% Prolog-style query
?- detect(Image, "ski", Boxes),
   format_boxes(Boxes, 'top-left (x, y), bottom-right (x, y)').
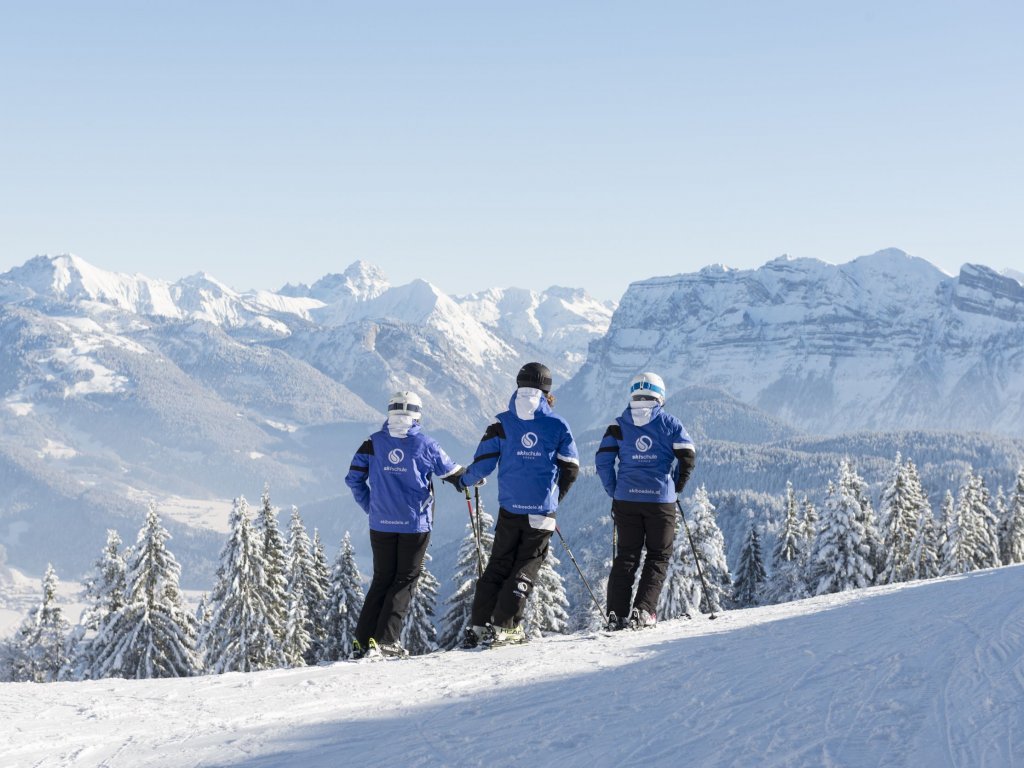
top-left (483, 637), bottom-right (529, 650)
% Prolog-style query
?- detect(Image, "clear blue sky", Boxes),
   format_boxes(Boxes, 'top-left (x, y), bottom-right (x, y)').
top-left (1, 1), bottom-right (1021, 301)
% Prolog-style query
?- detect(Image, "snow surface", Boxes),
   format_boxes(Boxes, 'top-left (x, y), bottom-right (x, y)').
top-left (4, 400), bottom-right (34, 417)
top-left (150, 496), bottom-right (237, 534)
top-left (0, 567), bottom-right (87, 642)
top-left (3, 566), bottom-right (1022, 768)
top-left (36, 439), bottom-right (77, 460)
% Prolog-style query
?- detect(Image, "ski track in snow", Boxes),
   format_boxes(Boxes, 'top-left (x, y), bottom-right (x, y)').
top-left (2, 567), bottom-right (1023, 768)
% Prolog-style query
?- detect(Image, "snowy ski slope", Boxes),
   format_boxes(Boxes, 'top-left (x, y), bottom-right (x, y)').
top-left (3, 566), bottom-right (1022, 767)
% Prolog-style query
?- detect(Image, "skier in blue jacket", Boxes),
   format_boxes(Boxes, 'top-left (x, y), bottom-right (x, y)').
top-left (458, 362), bottom-right (579, 647)
top-left (345, 390), bottom-right (464, 658)
top-left (595, 372), bottom-right (696, 630)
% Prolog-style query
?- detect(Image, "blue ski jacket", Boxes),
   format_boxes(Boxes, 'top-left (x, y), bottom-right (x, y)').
top-left (460, 391), bottom-right (579, 518)
top-left (345, 422), bottom-right (461, 533)
top-left (595, 404), bottom-right (696, 503)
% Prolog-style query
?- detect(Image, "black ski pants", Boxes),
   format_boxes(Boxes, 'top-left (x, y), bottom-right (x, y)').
top-left (355, 529), bottom-right (430, 646)
top-left (606, 500), bottom-right (677, 619)
top-left (471, 509), bottom-right (552, 629)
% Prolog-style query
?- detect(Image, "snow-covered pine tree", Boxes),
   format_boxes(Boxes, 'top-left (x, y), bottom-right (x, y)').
top-left (660, 485), bottom-right (730, 618)
top-left (565, 508), bottom-right (614, 632)
top-left (400, 553), bottom-right (440, 656)
top-left (941, 484), bottom-right (974, 575)
top-left (691, 484), bottom-right (732, 613)
top-left (765, 481), bottom-right (807, 604)
top-left (848, 460), bottom-right (884, 583)
top-left (65, 529), bottom-right (128, 680)
top-left (805, 481), bottom-right (835, 588)
top-left (281, 507), bottom-right (316, 667)
top-left (308, 529), bottom-right (331, 662)
top-left (438, 506), bottom-right (495, 649)
top-left (994, 486), bottom-right (1011, 565)
top-left (1005, 468), bottom-right (1024, 565)
top-left (908, 501), bottom-right (941, 581)
top-left (801, 496), bottom-right (819, 547)
top-left (934, 488), bottom-right (951, 552)
top-left (0, 638), bottom-right (12, 682)
top-left (957, 470), bottom-right (1000, 570)
top-left (732, 513), bottom-right (767, 608)
top-left (80, 529), bottom-right (128, 630)
top-left (7, 564), bottom-right (71, 683)
top-left (203, 496), bottom-right (283, 673)
top-left (256, 485), bottom-right (288, 654)
top-left (89, 503), bottom-right (199, 679)
top-left (809, 461), bottom-right (875, 595)
top-left (322, 532), bottom-right (364, 661)
top-left (194, 593), bottom-right (210, 658)
top-left (879, 455), bottom-right (931, 584)
top-left (522, 544), bottom-right (570, 638)
top-left (657, 504), bottom-right (698, 621)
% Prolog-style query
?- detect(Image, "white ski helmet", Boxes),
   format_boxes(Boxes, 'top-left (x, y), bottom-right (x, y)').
top-left (629, 372), bottom-right (666, 404)
top-left (388, 390), bottom-right (423, 419)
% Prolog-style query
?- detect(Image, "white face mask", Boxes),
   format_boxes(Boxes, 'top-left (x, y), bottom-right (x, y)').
top-left (629, 399), bottom-right (656, 427)
top-left (387, 413), bottom-right (418, 437)
top-left (514, 387), bottom-right (544, 420)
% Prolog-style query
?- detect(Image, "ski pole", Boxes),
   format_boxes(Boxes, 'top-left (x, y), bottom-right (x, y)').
top-left (464, 488), bottom-right (484, 578)
top-left (611, 504), bottom-right (617, 563)
top-left (676, 499), bottom-right (717, 620)
top-left (473, 486), bottom-right (486, 573)
top-left (555, 525), bottom-right (605, 619)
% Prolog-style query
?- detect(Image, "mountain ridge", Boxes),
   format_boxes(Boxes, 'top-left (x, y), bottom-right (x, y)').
top-left (2, 248), bottom-right (1022, 584)
top-left (561, 248), bottom-right (1024, 437)
top-left (0, 253), bottom-right (614, 578)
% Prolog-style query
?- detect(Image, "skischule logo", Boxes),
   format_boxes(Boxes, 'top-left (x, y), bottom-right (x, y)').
top-left (635, 436), bottom-right (653, 452)
top-left (388, 448), bottom-right (404, 464)
top-left (516, 431), bottom-right (542, 459)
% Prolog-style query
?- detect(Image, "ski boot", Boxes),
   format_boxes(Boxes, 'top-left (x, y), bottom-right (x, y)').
top-left (605, 611), bottom-right (628, 631)
top-left (461, 625), bottom-right (489, 649)
top-left (376, 641), bottom-right (409, 659)
top-left (486, 623), bottom-right (527, 648)
top-left (363, 638), bottom-right (382, 659)
top-left (628, 607), bottom-right (657, 630)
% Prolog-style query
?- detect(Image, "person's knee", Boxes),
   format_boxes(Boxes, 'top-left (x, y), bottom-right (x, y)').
top-left (391, 574), bottom-right (418, 590)
top-left (612, 548), bottom-right (643, 571)
top-left (511, 574), bottom-right (533, 602)
top-left (648, 548), bottom-right (672, 564)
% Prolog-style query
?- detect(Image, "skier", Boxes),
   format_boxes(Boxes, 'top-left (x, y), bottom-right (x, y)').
top-left (595, 372), bottom-right (696, 630)
top-left (345, 390), bottom-right (465, 658)
top-left (457, 362), bottom-right (579, 648)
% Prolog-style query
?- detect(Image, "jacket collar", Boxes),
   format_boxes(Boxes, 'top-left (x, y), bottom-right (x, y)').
top-left (508, 388), bottom-right (553, 420)
top-left (621, 401), bottom-right (661, 426)
top-left (382, 419), bottom-right (421, 438)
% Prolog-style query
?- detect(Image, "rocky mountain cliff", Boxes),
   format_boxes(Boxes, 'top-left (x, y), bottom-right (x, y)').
top-left (561, 249), bottom-right (1024, 436)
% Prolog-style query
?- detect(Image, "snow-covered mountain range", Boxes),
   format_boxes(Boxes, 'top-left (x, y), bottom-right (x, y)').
top-left (1, 255), bottom-right (613, 439)
top-left (0, 254), bottom-right (614, 577)
top-left (1, 248), bottom-right (1023, 584)
top-left (562, 248), bottom-right (1024, 436)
